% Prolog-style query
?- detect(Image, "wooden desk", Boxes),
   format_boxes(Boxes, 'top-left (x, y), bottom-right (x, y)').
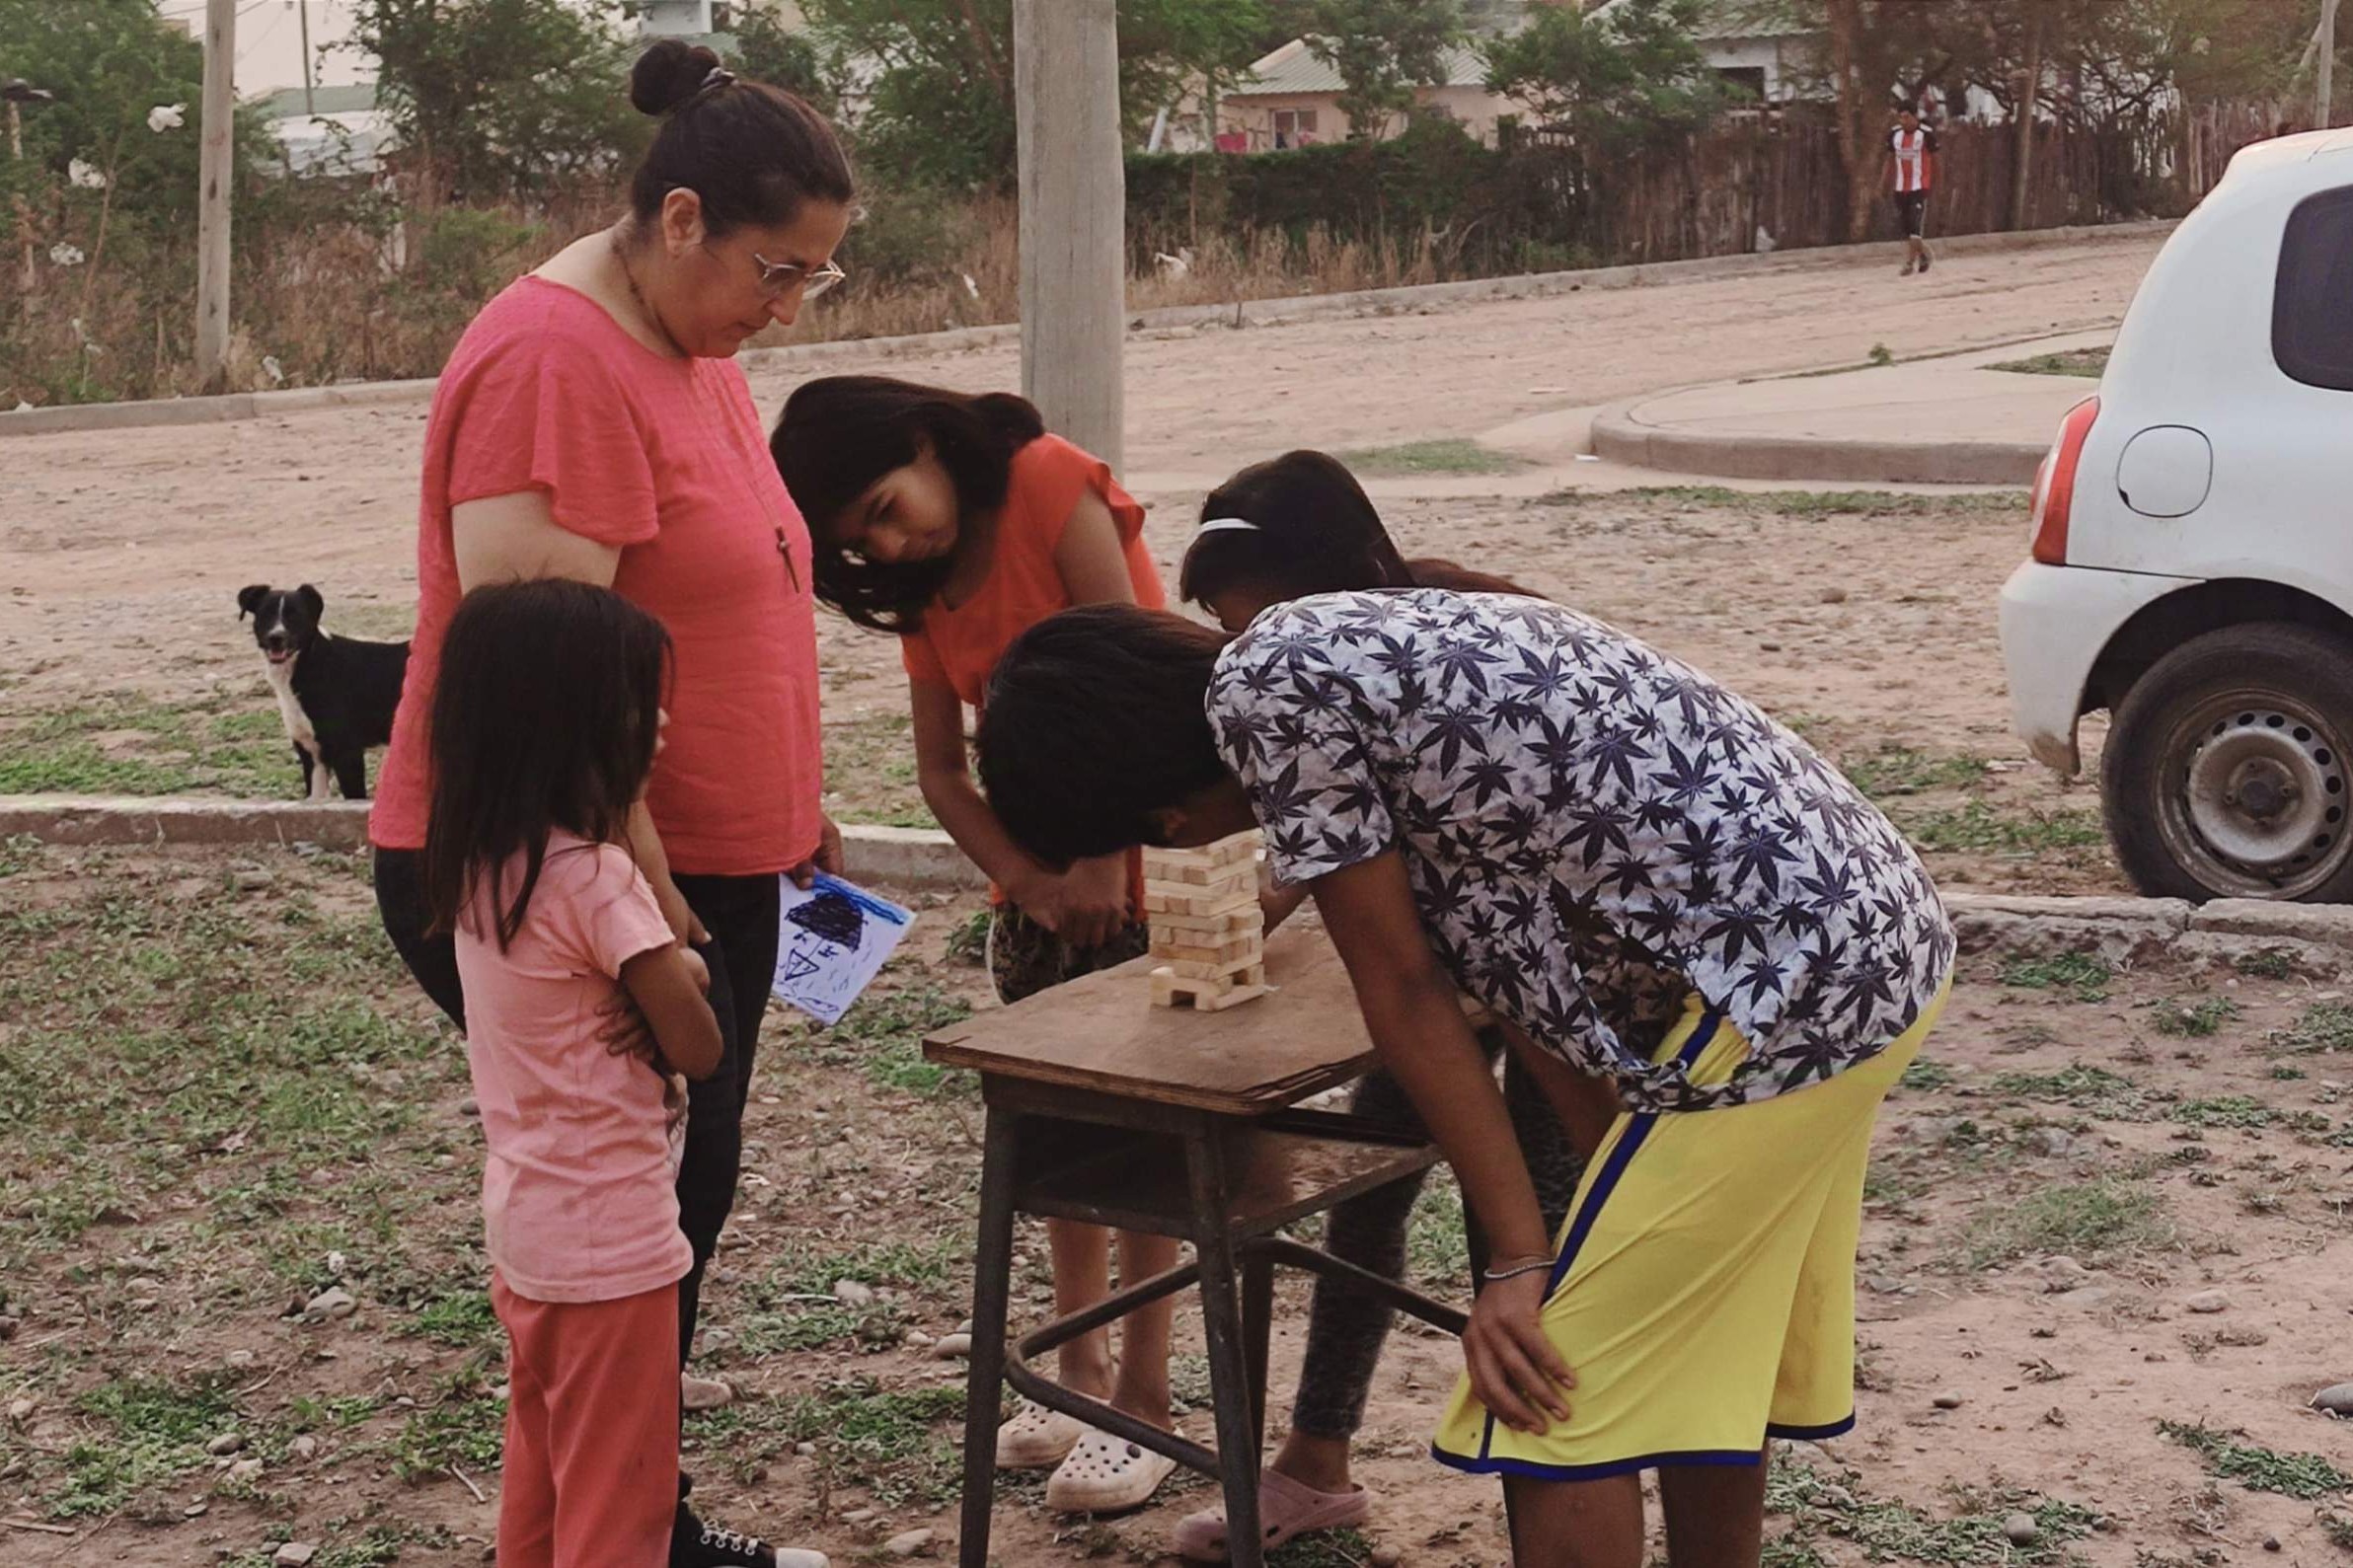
top-left (925, 922), bottom-right (1465, 1568)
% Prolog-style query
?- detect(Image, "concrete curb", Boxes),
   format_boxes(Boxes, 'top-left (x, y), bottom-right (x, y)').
top-left (1946, 889), bottom-right (2353, 974)
top-left (0, 220), bottom-right (2174, 441)
top-left (0, 793), bottom-right (987, 890)
top-left (1590, 409), bottom-right (2047, 485)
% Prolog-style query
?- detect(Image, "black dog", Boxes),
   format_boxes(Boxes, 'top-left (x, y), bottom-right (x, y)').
top-left (237, 584), bottom-right (410, 801)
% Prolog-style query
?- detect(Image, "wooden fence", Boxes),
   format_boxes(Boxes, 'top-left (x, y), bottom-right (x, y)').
top-left (1555, 103), bottom-right (2287, 265)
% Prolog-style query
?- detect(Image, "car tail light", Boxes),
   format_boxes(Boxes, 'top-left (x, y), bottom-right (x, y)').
top-left (2030, 395), bottom-right (2100, 565)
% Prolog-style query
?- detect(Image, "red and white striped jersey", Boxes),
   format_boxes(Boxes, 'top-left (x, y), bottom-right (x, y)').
top-left (1890, 125), bottom-right (1938, 192)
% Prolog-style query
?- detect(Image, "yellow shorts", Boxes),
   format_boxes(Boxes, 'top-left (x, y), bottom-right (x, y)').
top-left (1432, 985), bottom-right (1946, 1481)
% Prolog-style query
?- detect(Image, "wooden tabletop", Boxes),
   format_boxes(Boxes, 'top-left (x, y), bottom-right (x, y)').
top-left (922, 922), bottom-right (1376, 1115)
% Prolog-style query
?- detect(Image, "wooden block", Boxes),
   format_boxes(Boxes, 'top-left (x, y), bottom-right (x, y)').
top-left (1151, 931), bottom-right (1260, 966)
top-left (1150, 965), bottom-right (1271, 1011)
top-left (1148, 906), bottom-right (1261, 936)
top-left (1142, 884), bottom-right (1257, 919)
top-left (1140, 831), bottom-right (1259, 879)
top-left (1151, 859), bottom-right (1255, 891)
top-left (1172, 944), bottom-right (1270, 982)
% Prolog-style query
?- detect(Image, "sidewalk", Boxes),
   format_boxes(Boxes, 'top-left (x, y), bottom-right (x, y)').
top-left (1590, 331), bottom-right (2109, 485)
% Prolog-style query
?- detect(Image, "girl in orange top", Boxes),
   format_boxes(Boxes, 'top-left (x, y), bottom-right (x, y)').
top-left (774, 376), bottom-right (1180, 1514)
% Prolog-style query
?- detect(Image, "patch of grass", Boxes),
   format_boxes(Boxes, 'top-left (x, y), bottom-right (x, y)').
top-left (2318, 1510), bottom-right (2353, 1550)
top-left (2000, 952), bottom-right (2112, 1004)
top-left (0, 690), bottom-right (346, 798)
top-left (1990, 1064), bottom-right (2160, 1121)
top-left (1566, 486), bottom-right (2022, 519)
top-left (46, 1372), bottom-right (241, 1518)
top-left (1900, 1059), bottom-right (1957, 1093)
top-left (2169, 1095), bottom-right (2276, 1130)
top-left (1898, 800), bottom-right (2105, 855)
top-left (780, 1378), bottom-right (965, 1507)
top-left (1992, 346), bottom-right (2109, 378)
top-left (1841, 747), bottom-right (1990, 802)
top-left (1269, 1531), bottom-right (1381, 1567)
top-left (2152, 997), bottom-right (2239, 1038)
top-left (1867, 341), bottom-right (1895, 367)
top-left (813, 984), bottom-right (975, 1097)
top-left (1406, 1167), bottom-right (1469, 1287)
top-left (944, 908), bottom-right (990, 967)
top-left (1338, 438), bottom-right (1526, 477)
top-left (1767, 1460), bottom-right (2099, 1565)
top-left (410, 1286), bottom-right (498, 1349)
top-left (735, 1237), bottom-right (961, 1355)
top-left (2234, 948), bottom-right (2299, 980)
top-left (1961, 1178), bottom-right (2174, 1269)
top-left (2160, 1421), bottom-right (2350, 1499)
top-left (2273, 1004), bottom-right (2353, 1055)
top-left (390, 1393), bottom-right (505, 1483)
top-left (821, 709), bottom-right (937, 831)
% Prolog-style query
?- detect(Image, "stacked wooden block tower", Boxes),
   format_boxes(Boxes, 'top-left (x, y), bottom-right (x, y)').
top-left (1142, 831), bottom-right (1268, 1011)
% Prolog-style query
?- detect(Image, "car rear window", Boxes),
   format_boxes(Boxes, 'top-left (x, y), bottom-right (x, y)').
top-left (2275, 184), bottom-right (2353, 391)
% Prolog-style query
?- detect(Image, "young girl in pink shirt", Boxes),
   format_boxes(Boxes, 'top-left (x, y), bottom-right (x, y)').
top-left (424, 579), bottom-right (724, 1568)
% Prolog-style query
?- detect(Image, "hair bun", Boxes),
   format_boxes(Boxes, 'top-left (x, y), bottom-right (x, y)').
top-left (630, 38), bottom-right (724, 116)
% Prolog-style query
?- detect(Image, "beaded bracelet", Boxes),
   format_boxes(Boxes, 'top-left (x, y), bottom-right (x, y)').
top-left (1480, 1256), bottom-right (1554, 1284)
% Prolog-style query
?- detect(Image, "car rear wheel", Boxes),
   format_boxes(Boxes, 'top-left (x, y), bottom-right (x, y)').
top-left (2102, 622), bottom-right (2353, 903)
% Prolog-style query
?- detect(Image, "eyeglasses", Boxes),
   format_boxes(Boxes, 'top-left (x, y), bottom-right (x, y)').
top-left (751, 252), bottom-right (846, 302)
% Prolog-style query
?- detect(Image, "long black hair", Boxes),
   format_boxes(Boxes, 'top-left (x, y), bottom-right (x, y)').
top-left (773, 375), bottom-right (1047, 633)
top-left (1177, 449), bottom-right (1537, 607)
top-left (628, 38), bottom-right (853, 238)
top-left (976, 605), bottom-right (1236, 865)
top-left (422, 579), bottom-right (672, 951)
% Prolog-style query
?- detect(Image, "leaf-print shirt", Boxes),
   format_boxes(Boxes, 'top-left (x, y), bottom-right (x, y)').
top-left (1204, 590), bottom-right (1954, 1113)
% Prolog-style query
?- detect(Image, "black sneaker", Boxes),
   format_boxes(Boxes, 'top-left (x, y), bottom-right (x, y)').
top-left (672, 1500), bottom-right (798, 1568)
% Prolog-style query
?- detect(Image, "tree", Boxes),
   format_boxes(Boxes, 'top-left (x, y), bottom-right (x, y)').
top-left (1481, 0), bottom-right (1733, 150)
top-left (351, 0), bottom-right (645, 202)
top-left (1303, 0), bottom-right (1467, 139)
top-left (725, 4), bottom-right (840, 114)
top-left (800, 0), bottom-right (1271, 190)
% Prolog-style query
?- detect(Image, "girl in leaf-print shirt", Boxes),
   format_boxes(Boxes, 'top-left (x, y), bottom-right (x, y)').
top-left (970, 588), bottom-right (1952, 1568)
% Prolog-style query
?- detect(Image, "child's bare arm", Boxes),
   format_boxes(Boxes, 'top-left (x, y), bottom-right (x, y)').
top-left (619, 945), bottom-right (722, 1081)
top-left (1310, 850), bottom-right (1575, 1435)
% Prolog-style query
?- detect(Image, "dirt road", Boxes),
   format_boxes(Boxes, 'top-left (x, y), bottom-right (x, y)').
top-left (1, 232), bottom-right (2157, 698)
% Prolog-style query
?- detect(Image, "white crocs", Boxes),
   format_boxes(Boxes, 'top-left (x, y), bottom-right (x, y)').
top-left (995, 1399), bottom-right (1085, 1469)
top-left (1044, 1426), bottom-right (1180, 1515)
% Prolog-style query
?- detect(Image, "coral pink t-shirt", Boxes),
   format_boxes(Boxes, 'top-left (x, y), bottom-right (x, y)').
top-left (901, 435), bottom-right (1162, 906)
top-left (900, 435), bottom-right (1163, 705)
top-left (456, 834), bottom-right (691, 1305)
top-left (372, 276), bottom-right (823, 876)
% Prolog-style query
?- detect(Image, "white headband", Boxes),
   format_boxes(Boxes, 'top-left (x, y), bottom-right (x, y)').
top-left (1194, 516), bottom-right (1262, 537)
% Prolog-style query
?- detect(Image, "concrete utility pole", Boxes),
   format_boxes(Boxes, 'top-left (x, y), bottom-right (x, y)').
top-left (2, 78), bottom-right (51, 294)
top-left (2322, 0), bottom-right (2344, 129)
top-left (1013, 0), bottom-right (1126, 472)
top-left (299, 0), bottom-right (317, 117)
top-left (196, 0), bottom-right (235, 390)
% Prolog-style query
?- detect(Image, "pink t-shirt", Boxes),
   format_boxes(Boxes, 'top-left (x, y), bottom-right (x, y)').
top-left (372, 275), bottom-right (824, 876)
top-left (456, 834), bottom-right (692, 1305)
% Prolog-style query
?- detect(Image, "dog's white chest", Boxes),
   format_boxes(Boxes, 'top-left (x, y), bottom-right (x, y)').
top-left (265, 657), bottom-right (320, 756)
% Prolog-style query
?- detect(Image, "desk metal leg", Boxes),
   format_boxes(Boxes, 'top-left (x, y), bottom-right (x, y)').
top-left (1184, 1122), bottom-right (1265, 1568)
top-left (958, 1107), bottom-right (1020, 1568)
top-left (1242, 1249), bottom-right (1273, 1454)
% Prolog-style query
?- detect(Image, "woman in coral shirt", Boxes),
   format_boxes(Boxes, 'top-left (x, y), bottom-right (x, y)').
top-left (368, 38), bottom-right (848, 1568)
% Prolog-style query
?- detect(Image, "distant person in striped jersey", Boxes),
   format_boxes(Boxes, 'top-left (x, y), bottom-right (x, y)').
top-left (1886, 107), bottom-right (1939, 276)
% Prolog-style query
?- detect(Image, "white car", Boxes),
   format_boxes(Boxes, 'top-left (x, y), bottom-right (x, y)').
top-left (2001, 129), bottom-right (2353, 903)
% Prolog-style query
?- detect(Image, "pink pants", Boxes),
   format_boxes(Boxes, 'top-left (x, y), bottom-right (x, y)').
top-left (492, 1272), bottom-right (679, 1568)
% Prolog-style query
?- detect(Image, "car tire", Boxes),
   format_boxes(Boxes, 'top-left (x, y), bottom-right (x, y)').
top-left (2102, 621), bottom-right (2353, 903)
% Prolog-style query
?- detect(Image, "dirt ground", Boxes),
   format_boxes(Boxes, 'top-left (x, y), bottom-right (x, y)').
top-left (8, 232), bottom-right (2279, 1568)
top-left (3, 842), bottom-right (2349, 1568)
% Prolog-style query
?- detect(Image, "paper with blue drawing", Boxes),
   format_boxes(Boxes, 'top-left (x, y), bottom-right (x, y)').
top-left (769, 872), bottom-right (915, 1025)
